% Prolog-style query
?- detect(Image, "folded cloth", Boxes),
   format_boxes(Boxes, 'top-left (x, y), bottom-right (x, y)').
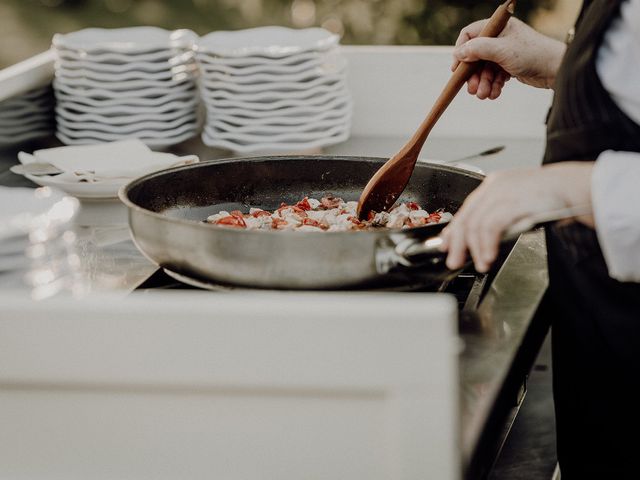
top-left (17, 139), bottom-right (198, 182)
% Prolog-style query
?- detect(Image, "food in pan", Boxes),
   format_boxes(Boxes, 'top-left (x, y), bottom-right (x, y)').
top-left (205, 195), bottom-right (452, 232)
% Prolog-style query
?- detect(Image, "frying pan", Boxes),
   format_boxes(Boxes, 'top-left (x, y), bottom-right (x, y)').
top-left (119, 155), bottom-right (483, 289)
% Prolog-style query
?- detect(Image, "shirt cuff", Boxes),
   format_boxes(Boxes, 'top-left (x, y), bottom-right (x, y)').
top-left (592, 150), bottom-right (640, 282)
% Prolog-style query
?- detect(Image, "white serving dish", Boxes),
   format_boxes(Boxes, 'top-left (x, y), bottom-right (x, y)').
top-left (0, 101), bottom-right (53, 118)
top-left (200, 72), bottom-right (346, 93)
top-left (196, 26), bottom-right (338, 58)
top-left (54, 74), bottom-right (196, 92)
top-left (202, 129), bottom-right (350, 153)
top-left (207, 103), bottom-right (352, 127)
top-left (53, 79), bottom-right (196, 100)
top-left (0, 112), bottom-right (53, 126)
top-left (56, 115), bottom-right (198, 135)
top-left (201, 80), bottom-right (347, 103)
top-left (56, 97), bottom-right (199, 116)
top-left (55, 105), bottom-right (196, 124)
top-left (199, 60), bottom-right (346, 85)
top-left (197, 51), bottom-right (342, 77)
top-left (204, 120), bottom-right (349, 142)
top-left (53, 27), bottom-right (197, 54)
top-left (195, 48), bottom-right (335, 69)
top-left (56, 52), bottom-right (195, 73)
top-left (0, 129), bottom-right (53, 145)
top-left (55, 65), bottom-right (178, 82)
top-left (55, 47), bottom-right (190, 66)
top-left (15, 149), bottom-right (199, 199)
top-left (55, 88), bottom-right (196, 108)
top-left (0, 120), bottom-right (53, 136)
top-left (209, 115), bottom-right (352, 136)
top-left (56, 123), bottom-right (198, 147)
top-left (201, 85), bottom-right (349, 109)
top-left (203, 96), bottom-right (350, 119)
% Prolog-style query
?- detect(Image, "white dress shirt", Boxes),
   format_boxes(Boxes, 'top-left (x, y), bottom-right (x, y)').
top-left (592, 0), bottom-right (640, 282)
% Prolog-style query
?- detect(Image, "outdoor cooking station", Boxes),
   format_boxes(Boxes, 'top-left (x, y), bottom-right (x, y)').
top-left (0, 46), bottom-right (552, 479)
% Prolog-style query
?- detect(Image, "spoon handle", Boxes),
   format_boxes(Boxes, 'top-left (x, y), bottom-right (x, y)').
top-left (404, 0), bottom-right (516, 157)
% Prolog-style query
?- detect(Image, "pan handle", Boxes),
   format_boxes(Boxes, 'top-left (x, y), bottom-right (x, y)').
top-left (376, 204), bottom-right (592, 273)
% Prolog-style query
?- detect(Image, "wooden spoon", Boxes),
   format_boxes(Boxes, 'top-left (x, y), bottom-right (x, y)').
top-left (357, 0), bottom-right (516, 220)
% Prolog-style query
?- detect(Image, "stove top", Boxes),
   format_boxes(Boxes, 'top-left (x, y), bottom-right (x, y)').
top-left (134, 266), bottom-right (490, 317)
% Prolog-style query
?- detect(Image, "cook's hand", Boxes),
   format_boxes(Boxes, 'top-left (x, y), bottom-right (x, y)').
top-left (452, 17), bottom-right (566, 100)
top-left (439, 162), bottom-right (595, 272)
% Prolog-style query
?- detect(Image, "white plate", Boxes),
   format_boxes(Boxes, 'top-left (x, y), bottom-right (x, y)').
top-left (55, 65), bottom-right (178, 82)
top-left (0, 103), bottom-right (53, 120)
top-left (0, 120), bottom-right (54, 136)
top-left (56, 124), bottom-right (198, 148)
top-left (53, 79), bottom-right (196, 100)
top-left (204, 120), bottom-right (349, 142)
top-left (56, 105), bottom-right (197, 124)
top-left (199, 60), bottom-right (346, 85)
top-left (56, 97), bottom-right (199, 116)
top-left (204, 103), bottom-right (352, 128)
top-left (56, 52), bottom-right (195, 73)
top-left (55, 47), bottom-right (191, 66)
top-left (200, 79), bottom-right (347, 103)
top-left (54, 74), bottom-right (196, 92)
top-left (0, 86), bottom-right (52, 104)
top-left (196, 26), bottom-right (338, 57)
top-left (200, 72), bottom-right (346, 93)
top-left (197, 52), bottom-right (343, 78)
top-left (0, 129), bottom-right (53, 145)
top-left (195, 48), bottom-right (336, 69)
top-left (202, 129), bottom-right (350, 154)
top-left (202, 94), bottom-right (350, 118)
top-left (209, 114), bottom-right (352, 135)
top-left (16, 151), bottom-right (199, 199)
top-left (201, 85), bottom-right (350, 109)
top-left (0, 112), bottom-right (53, 127)
top-left (53, 27), bottom-right (197, 54)
top-left (55, 89), bottom-right (197, 109)
top-left (56, 114), bottom-right (198, 134)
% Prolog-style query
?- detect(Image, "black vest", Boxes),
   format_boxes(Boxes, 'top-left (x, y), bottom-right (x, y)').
top-left (544, 0), bottom-right (640, 164)
top-left (543, 2), bottom-right (640, 475)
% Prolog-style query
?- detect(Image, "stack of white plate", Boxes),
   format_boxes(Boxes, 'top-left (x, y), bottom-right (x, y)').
top-left (195, 26), bottom-right (352, 153)
top-left (52, 27), bottom-right (200, 148)
top-left (0, 86), bottom-right (55, 146)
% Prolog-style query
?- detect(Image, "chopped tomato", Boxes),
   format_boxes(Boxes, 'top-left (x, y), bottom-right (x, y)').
top-left (216, 215), bottom-right (246, 228)
top-left (302, 218), bottom-right (322, 227)
top-left (277, 205), bottom-right (307, 217)
top-left (427, 213), bottom-right (441, 223)
top-left (272, 218), bottom-right (288, 229)
top-left (406, 202), bottom-right (421, 211)
top-left (230, 210), bottom-right (245, 217)
top-left (320, 195), bottom-right (342, 209)
top-left (296, 197), bottom-right (312, 211)
top-left (367, 211), bottom-right (376, 221)
top-left (251, 210), bottom-right (271, 218)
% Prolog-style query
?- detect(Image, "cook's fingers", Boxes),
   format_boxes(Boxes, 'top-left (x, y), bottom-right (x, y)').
top-left (455, 20), bottom-right (489, 47)
top-left (453, 37), bottom-right (508, 67)
top-left (445, 220), bottom-right (469, 270)
top-left (477, 67), bottom-right (495, 100)
top-left (467, 72), bottom-right (481, 95)
top-left (489, 77), bottom-right (505, 100)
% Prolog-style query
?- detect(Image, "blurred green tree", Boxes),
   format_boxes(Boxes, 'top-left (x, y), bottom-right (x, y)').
top-left (1, 0), bottom-right (552, 67)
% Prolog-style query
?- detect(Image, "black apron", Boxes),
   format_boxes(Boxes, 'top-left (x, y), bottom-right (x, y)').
top-left (542, 0), bottom-right (640, 477)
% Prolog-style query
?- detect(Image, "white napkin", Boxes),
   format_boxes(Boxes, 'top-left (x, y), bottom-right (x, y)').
top-left (18, 139), bottom-right (199, 182)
